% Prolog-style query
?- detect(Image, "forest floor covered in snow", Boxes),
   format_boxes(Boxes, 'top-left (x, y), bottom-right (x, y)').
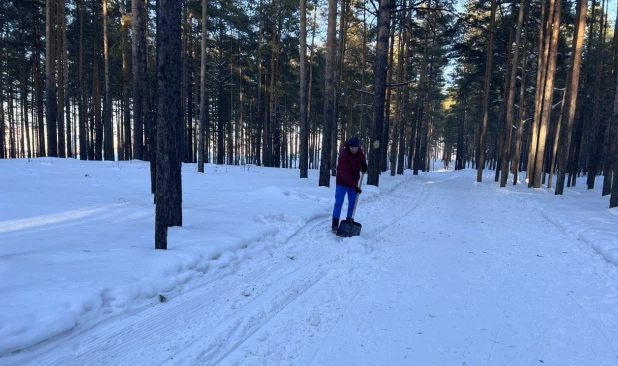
top-left (1, 158), bottom-right (618, 365)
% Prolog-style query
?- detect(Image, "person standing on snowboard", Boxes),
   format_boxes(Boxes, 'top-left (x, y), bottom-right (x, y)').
top-left (332, 136), bottom-right (368, 233)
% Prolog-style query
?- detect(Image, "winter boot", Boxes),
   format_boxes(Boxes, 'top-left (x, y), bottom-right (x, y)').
top-left (332, 218), bottom-right (339, 233)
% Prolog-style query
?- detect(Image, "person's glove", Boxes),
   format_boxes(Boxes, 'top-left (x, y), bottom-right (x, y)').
top-left (355, 187), bottom-right (362, 194)
top-left (362, 167), bottom-right (367, 174)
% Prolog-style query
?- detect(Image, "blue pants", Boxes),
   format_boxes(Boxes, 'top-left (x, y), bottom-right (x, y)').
top-left (333, 185), bottom-right (358, 220)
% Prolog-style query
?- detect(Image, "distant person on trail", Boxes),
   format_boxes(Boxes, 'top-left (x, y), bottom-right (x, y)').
top-left (332, 136), bottom-right (368, 233)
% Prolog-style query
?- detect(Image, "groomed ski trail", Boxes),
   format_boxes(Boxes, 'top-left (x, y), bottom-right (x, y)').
top-left (8, 174), bottom-right (428, 366)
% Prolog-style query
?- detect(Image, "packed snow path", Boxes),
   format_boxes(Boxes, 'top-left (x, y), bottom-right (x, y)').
top-left (3, 163), bottom-right (618, 365)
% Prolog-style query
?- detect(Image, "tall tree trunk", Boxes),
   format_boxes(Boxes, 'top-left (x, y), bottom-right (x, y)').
top-left (57, 0), bottom-right (66, 158)
top-left (512, 8), bottom-right (529, 184)
top-left (197, 0), bottom-right (208, 172)
top-left (367, 0), bottom-right (392, 187)
top-left (132, 0), bottom-right (144, 159)
top-left (527, 0), bottom-right (549, 183)
top-left (476, 0), bottom-right (496, 182)
top-left (22, 56), bottom-right (31, 158)
top-left (500, 0), bottom-right (527, 187)
top-left (532, 0), bottom-right (561, 188)
top-left (384, 21), bottom-right (396, 173)
top-left (63, 5), bottom-right (71, 159)
top-left (604, 7), bottom-right (618, 196)
top-left (255, 0), bottom-right (264, 166)
top-left (299, 0), bottom-right (308, 178)
top-left (333, 0), bottom-right (349, 176)
top-left (46, 0), bottom-right (58, 157)
top-left (318, 0), bottom-right (337, 187)
top-left (227, 30), bottom-right (234, 165)
top-left (217, 32), bottom-right (227, 165)
top-left (413, 34), bottom-right (429, 175)
top-left (93, 0), bottom-right (103, 161)
top-left (33, 12), bottom-right (46, 158)
top-left (103, 0), bottom-right (114, 160)
top-left (155, 0), bottom-right (183, 250)
top-left (121, 0), bottom-right (131, 160)
top-left (0, 36), bottom-right (4, 158)
top-left (391, 14), bottom-right (406, 176)
top-left (78, 0), bottom-right (88, 159)
top-left (8, 89), bottom-right (15, 158)
top-left (609, 67), bottom-right (618, 206)
top-left (587, 0), bottom-right (608, 189)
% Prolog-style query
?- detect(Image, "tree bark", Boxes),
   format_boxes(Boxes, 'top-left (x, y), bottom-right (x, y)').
top-left (512, 8), bottom-right (529, 184)
top-left (132, 0), bottom-right (145, 159)
top-left (299, 0), bottom-right (308, 178)
top-left (0, 47), bottom-right (4, 159)
top-left (532, 0), bottom-right (561, 188)
top-left (155, 0), bottom-right (183, 250)
top-left (604, 7), bottom-right (618, 196)
top-left (32, 11), bottom-right (46, 158)
top-left (586, 0), bottom-right (608, 189)
top-left (367, 0), bottom-right (393, 187)
top-left (45, 0), bottom-right (58, 157)
top-left (93, 0), bottom-right (102, 161)
top-left (500, 0), bottom-right (526, 187)
top-left (57, 0), bottom-right (66, 158)
top-left (103, 0), bottom-right (114, 160)
top-left (198, 0), bottom-right (208, 172)
top-left (121, 0), bottom-right (131, 160)
top-left (318, 0), bottom-right (337, 187)
top-left (476, 0), bottom-right (496, 182)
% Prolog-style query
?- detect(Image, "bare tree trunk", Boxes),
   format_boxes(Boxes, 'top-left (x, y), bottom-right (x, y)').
top-left (532, 0), bottom-right (561, 188)
top-left (8, 89), bottom-right (15, 158)
top-left (255, 0), bottom-right (264, 166)
top-left (500, 0), bottom-right (527, 187)
top-left (21, 56), bottom-right (31, 158)
top-left (227, 29), bottom-right (234, 165)
top-left (367, 0), bottom-right (393, 187)
top-left (103, 0), bottom-right (114, 160)
top-left (57, 0), bottom-right (65, 158)
top-left (512, 8), bottom-right (529, 184)
top-left (299, 0), bottom-right (308, 178)
top-left (0, 39), bottom-right (4, 158)
top-left (197, 0), bottom-right (208, 172)
top-left (45, 0), bottom-right (58, 157)
top-left (476, 0), bottom-right (496, 182)
top-left (609, 67), bottom-right (618, 206)
top-left (318, 0), bottom-right (337, 187)
top-left (93, 0), bottom-right (103, 161)
top-left (384, 21), bottom-right (396, 173)
top-left (604, 8), bottom-right (618, 196)
top-left (548, 74), bottom-right (568, 189)
top-left (391, 12), bottom-right (406, 176)
top-left (33, 12), bottom-right (46, 157)
top-left (121, 0), bottom-right (131, 160)
top-left (155, 0), bottom-right (183, 250)
top-left (61, 0), bottom-right (71, 158)
top-left (132, 0), bottom-right (145, 159)
top-left (79, 0), bottom-right (88, 159)
top-left (413, 31), bottom-right (429, 175)
top-left (587, 0), bottom-right (608, 189)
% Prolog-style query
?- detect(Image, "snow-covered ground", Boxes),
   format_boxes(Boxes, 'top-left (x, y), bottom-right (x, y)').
top-left (1, 158), bottom-right (618, 365)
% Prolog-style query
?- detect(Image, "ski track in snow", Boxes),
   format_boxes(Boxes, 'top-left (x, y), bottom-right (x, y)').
top-left (7, 217), bottom-right (333, 365)
top-left (4, 167), bottom-right (618, 365)
top-left (4, 173), bottom-right (428, 366)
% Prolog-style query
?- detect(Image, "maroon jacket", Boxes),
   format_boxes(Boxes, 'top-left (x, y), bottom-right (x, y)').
top-left (336, 142), bottom-right (368, 188)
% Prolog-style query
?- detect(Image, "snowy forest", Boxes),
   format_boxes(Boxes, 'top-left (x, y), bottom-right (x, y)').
top-left (5, 1), bottom-right (618, 362)
top-left (2, 0), bottom-right (618, 205)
